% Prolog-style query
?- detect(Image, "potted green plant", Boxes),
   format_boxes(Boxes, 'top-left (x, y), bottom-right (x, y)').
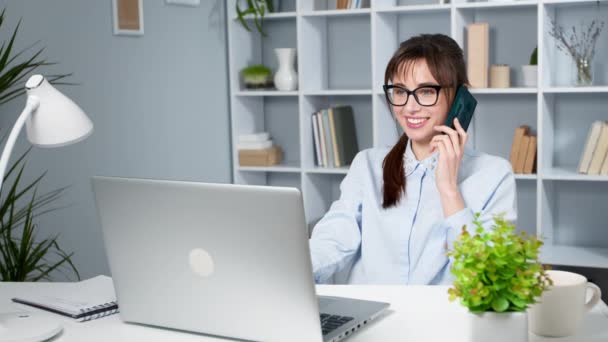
top-left (0, 8), bottom-right (78, 281)
top-left (447, 213), bottom-right (551, 342)
top-left (236, 0), bottom-right (278, 37)
top-left (521, 46), bottom-right (538, 88)
top-left (241, 64), bottom-right (273, 89)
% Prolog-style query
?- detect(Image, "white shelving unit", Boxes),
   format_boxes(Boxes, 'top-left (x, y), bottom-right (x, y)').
top-left (227, 0), bottom-right (608, 269)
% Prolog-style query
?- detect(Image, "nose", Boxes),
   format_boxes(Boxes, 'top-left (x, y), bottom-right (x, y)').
top-left (403, 93), bottom-right (421, 113)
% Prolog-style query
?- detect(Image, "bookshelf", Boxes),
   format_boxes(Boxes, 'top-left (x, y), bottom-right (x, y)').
top-left (227, 0), bottom-right (608, 269)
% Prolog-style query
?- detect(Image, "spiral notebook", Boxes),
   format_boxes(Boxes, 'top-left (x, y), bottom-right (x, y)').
top-left (11, 275), bottom-right (119, 322)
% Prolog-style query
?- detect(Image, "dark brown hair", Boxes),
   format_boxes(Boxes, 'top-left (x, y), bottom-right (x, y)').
top-left (382, 34), bottom-right (469, 209)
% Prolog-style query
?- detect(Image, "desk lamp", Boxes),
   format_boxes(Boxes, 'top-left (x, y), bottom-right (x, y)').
top-left (0, 74), bottom-right (93, 342)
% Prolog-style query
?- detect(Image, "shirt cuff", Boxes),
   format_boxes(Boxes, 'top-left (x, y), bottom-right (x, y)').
top-left (445, 207), bottom-right (475, 251)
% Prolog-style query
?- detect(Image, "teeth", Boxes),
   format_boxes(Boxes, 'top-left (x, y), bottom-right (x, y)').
top-left (407, 117), bottom-right (428, 124)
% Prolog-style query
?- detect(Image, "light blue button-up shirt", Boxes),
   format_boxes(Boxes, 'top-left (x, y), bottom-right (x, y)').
top-left (309, 140), bottom-right (517, 285)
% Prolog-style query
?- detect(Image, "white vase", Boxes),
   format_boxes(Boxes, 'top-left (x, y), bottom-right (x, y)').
top-left (274, 48), bottom-right (298, 91)
top-left (521, 65), bottom-right (538, 87)
top-left (466, 311), bottom-right (528, 342)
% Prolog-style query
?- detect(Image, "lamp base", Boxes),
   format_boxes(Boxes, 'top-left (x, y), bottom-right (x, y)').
top-left (0, 312), bottom-right (63, 342)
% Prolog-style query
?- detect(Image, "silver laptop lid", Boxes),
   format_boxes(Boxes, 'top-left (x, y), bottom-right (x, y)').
top-left (92, 176), bottom-right (323, 342)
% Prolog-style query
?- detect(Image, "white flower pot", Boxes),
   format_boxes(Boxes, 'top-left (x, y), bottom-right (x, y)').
top-left (274, 48), bottom-right (298, 91)
top-left (521, 65), bottom-right (538, 87)
top-left (466, 311), bottom-right (528, 342)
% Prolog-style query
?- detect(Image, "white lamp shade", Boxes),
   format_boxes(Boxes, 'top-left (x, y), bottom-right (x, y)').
top-left (24, 75), bottom-right (93, 147)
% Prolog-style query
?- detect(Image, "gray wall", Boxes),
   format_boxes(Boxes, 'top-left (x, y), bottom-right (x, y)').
top-left (0, 0), bottom-right (231, 280)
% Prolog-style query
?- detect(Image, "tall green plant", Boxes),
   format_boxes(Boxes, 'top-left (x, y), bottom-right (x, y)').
top-left (0, 8), bottom-right (72, 105)
top-left (0, 148), bottom-right (78, 281)
top-left (0, 8), bottom-right (78, 281)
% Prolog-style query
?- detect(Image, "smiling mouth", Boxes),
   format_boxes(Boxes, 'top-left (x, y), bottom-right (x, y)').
top-left (406, 117), bottom-right (430, 124)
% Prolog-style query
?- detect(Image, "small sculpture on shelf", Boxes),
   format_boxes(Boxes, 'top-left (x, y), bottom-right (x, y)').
top-left (548, 19), bottom-right (605, 86)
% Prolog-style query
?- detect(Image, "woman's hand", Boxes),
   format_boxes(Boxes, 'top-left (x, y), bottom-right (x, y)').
top-left (430, 118), bottom-right (467, 217)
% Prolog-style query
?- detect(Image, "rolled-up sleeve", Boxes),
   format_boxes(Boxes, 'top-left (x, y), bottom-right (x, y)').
top-left (309, 152), bottom-right (366, 284)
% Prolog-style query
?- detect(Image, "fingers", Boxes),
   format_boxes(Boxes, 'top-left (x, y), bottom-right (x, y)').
top-left (453, 118), bottom-right (468, 150)
top-left (431, 134), bottom-right (454, 161)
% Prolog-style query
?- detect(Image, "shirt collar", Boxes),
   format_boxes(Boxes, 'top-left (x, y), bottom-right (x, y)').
top-left (404, 139), bottom-right (439, 177)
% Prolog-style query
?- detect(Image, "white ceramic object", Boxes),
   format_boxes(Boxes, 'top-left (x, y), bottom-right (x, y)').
top-left (273, 48), bottom-right (298, 91)
top-left (466, 311), bottom-right (528, 342)
top-left (528, 270), bottom-right (602, 337)
top-left (521, 65), bottom-right (538, 87)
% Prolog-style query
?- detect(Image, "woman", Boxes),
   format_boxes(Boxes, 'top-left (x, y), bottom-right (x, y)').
top-left (309, 34), bottom-right (517, 285)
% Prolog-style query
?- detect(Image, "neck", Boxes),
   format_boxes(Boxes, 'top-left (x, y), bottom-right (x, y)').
top-left (411, 138), bottom-right (435, 161)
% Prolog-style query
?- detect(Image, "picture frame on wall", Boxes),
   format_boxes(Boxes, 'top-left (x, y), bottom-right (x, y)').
top-left (112, 0), bottom-right (144, 36)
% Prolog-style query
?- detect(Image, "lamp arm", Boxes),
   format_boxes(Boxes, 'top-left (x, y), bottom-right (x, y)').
top-left (0, 95), bottom-right (40, 191)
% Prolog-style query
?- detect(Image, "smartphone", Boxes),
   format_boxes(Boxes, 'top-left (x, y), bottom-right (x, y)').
top-left (444, 85), bottom-right (477, 132)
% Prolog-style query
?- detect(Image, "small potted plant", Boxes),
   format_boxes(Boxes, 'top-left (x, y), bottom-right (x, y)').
top-left (521, 46), bottom-right (537, 87)
top-left (447, 213), bottom-right (551, 342)
top-left (241, 64), bottom-right (273, 89)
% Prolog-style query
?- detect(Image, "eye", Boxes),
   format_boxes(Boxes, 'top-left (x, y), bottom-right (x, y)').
top-left (394, 88), bottom-right (406, 95)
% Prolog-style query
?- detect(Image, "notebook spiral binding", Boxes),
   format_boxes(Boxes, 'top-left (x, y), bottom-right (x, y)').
top-left (77, 301), bottom-right (119, 322)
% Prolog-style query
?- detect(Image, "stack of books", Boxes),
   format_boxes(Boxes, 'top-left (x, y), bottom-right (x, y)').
top-left (336, 0), bottom-right (368, 9)
top-left (237, 132), bottom-right (282, 167)
top-left (578, 121), bottom-right (608, 175)
top-left (312, 105), bottom-right (359, 168)
top-left (509, 125), bottom-right (537, 174)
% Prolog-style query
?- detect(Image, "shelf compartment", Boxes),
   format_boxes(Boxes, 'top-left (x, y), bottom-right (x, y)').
top-left (454, 6), bottom-right (538, 88)
top-left (539, 180), bottom-right (608, 268)
top-left (471, 93), bottom-right (537, 162)
top-left (229, 11), bottom-right (296, 92)
top-left (301, 94), bottom-right (373, 169)
top-left (541, 93), bottom-right (608, 173)
top-left (541, 3), bottom-right (608, 87)
top-left (299, 15), bottom-right (371, 91)
top-left (233, 96), bottom-right (300, 168)
top-left (302, 172), bottom-right (346, 226)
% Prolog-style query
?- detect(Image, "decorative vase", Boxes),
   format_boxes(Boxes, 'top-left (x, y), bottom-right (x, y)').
top-left (274, 48), bottom-right (298, 91)
top-left (521, 65), bottom-right (538, 87)
top-left (466, 311), bottom-right (528, 342)
top-left (575, 57), bottom-right (593, 86)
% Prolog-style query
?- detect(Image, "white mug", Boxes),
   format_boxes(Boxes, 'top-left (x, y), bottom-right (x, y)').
top-left (528, 270), bottom-right (602, 337)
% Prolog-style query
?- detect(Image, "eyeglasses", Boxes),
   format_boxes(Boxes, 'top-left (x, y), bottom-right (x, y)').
top-left (383, 84), bottom-right (442, 107)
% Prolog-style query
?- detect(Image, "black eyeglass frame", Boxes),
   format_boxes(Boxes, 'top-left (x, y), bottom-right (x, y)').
top-left (382, 84), bottom-right (443, 107)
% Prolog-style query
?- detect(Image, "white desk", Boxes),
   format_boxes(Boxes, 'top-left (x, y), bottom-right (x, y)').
top-left (2, 282), bottom-right (607, 342)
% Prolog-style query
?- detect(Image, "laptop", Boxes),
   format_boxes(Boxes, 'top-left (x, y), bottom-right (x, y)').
top-left (92, 176), bottom-right (389, 342)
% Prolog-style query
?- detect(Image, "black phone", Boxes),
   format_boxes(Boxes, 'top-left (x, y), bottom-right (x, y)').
top-left (444, 85), bottom-right (477, 132)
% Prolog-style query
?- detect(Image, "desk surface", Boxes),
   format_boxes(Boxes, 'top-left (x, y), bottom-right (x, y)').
top-left (2, 282), bottom-right (607, 342)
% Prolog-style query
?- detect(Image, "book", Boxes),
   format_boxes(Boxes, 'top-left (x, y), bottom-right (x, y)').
top-left (510, 125), bottom-right (529, 172)
top-left (312, 113), bottom-right (322, 167)
top-left (328, 108), bottom-right (341, 167)
top-left (332, 105), bottom-right (359, 167)
top-left (238, 132), bottom-right (270, 143)
top-left (322, 109), bottom-right (335, 168)
top-left (588, 122), bottom-right (608, 175)
top-left (578, 121), bottom-right (604, 174)
top-left (515, 135), bottom-right (530, 174)
top-left (236, 140), bottom-right (273, 150)
top-left (316, 111), bottom-right (328, 167)
top-left (600, 151), bottom-right (608, 176)
top-left (467, 22), bottom-right (489, 88)
top-left (11, 275), bottom-right (118, 322)
top-left (523, 135), bottom-right (537, 174)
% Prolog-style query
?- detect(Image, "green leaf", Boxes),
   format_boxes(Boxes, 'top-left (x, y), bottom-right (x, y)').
top-left (491, 297), bottom-right (509, 312)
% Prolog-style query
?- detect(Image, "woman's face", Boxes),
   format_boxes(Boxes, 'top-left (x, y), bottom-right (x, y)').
top-left (390, 59), bottom-right (450, 145)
